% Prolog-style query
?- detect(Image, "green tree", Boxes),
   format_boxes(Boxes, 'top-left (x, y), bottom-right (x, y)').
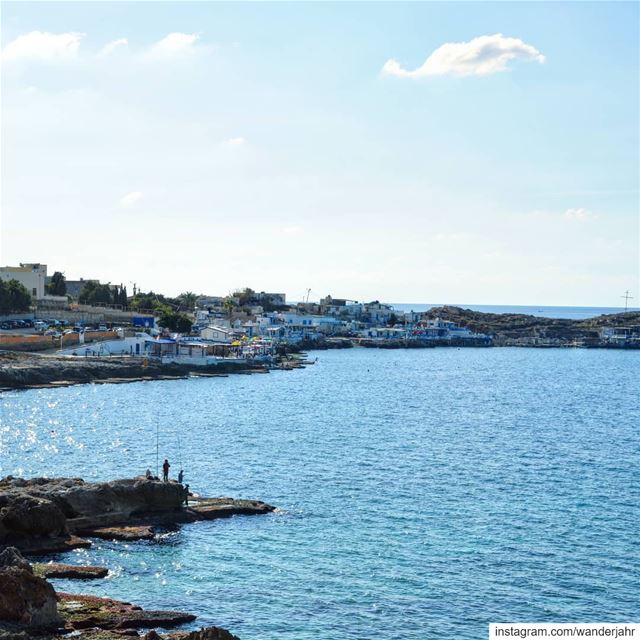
top-left (158, 307), bottom-right (193, 333)
top-left (46, 271), bottom-right (67, 296)
top-left (388, 313), bottom-right (398, 327)
top-left (130, 291), bottom-right (163, 311)
top-left (234, 287), bottom-right (256, 307)
top-left (178, 291), bottom-right (197, 311)
top-left (223, 296), bottom-right (236, 317)
top-left (79, 281), bottom-right (114, 305)
top-left (0, 279), bottom-right (32, 313)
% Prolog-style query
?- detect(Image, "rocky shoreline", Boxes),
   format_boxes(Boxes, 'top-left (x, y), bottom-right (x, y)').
top-left (0, 352), bottom-right (277, 391)
top-left (421, 306), bottom-right (640, 347)
top-left (0, 351), bottom-right (316, 392)
top-left (0, 476), bottom-right (275, 639)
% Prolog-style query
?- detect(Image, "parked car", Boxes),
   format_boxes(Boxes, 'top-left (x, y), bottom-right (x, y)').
top-left (98, 324), bottom-right (108, 332)
top-left (34, 320), bottom-right (48, 330)
top-left (44, 329), bottom-right (61, 337)
top-left (0, 322), bottom-right (11, 330)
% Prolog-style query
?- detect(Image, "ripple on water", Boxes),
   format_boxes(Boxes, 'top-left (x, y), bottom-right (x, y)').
top-left (1, 348), bottom-right (639, 639)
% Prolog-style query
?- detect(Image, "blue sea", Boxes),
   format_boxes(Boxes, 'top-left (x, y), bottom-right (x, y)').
top-left (1, 348), bottom-right (639, 639)
top-left (392, 303), bottom-right (638, 319)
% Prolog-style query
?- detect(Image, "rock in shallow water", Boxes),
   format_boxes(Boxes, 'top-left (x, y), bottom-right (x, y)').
top-left (58, 593), bottom-right (196, 630)
top-left (33, 563), bottom-right (108, 580)
top-left (161, 628), bottom-right (241, 640)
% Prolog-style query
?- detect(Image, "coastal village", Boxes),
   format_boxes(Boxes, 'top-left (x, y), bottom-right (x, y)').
top-left (1, 263), bottom-right (639, 378)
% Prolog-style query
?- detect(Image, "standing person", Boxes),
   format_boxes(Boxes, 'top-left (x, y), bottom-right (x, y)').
top-left (178, 469), bottom-right (184, 484)
top-left (162, 459), bottom-right (170, 482)
top-left (183, 484), bottom-right (190, 507)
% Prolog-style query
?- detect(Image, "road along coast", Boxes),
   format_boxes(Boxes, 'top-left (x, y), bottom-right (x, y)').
top-left (0, 476), bottom-right (275, 639)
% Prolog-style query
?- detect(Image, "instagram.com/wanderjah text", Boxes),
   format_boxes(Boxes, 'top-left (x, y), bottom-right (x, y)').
top-left (490, 623), bottom-right (639, 638)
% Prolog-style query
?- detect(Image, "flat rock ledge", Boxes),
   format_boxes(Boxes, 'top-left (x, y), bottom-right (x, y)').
top-left (72, 497), bottom-right (275, 542)
top-left (0, 476), bottom-right (275, 553)
top-left (33, 563), bottom-right (108, 580)
top-left (58, 593), bottom-right (196, 631)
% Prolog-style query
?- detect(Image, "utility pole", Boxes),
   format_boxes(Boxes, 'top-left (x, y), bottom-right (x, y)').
top-left (621, 290), bottom-right (633, 312)
top-left (305, 288), bottom-right (311, 304)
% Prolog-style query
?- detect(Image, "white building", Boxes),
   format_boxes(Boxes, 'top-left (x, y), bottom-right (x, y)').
top-left (200, 325), bottom-right (234, 343)
top-left (0, 263), bottom-right (47, 299)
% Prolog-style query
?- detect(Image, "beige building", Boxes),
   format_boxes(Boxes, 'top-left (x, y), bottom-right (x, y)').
top-left (0, 263), bottom-right (47, 299)
top-left (200, 325), bottom-right (234, 343)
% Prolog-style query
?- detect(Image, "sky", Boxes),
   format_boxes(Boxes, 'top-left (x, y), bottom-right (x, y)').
top-left (1, 1), bottom-right (638, 306)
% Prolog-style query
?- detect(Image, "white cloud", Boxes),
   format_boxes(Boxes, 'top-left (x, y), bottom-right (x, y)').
top-left (99, 38), bottom-right (128, 57)
top-left (382, 33), bottom-right (545, 78)
top-left (2, 31), bottom-right (85, 63)
top-left (120, 191), bottom-right (144, 208)
top-left (142, 32), bottom-right (200, 61)
top-left (225, 137), bottom-right (246, 146)
top-left (564, 207), bottom-right (595, 221)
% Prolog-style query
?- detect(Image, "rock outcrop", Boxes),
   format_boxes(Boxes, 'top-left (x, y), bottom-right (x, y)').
top-left (0, 476), bottom-right (184, 551)
top-left (164, 628), bottom-right (241, 640)
top-left (422, 306), bottom-right (640, 347)
top-left (33, 563), bottom-right (108, 580)
top-left (0, 476), bottom-right (275, 553)
top-left (0, 352), bottom-right (269, 390)
top-left (0, 547), bottom-right (61, 629)
top-left (58, 593), bottom-right (196, 631)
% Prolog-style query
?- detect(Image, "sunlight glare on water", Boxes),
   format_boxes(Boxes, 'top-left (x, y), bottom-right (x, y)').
top-left (1, 348), bottom-right (639, 639)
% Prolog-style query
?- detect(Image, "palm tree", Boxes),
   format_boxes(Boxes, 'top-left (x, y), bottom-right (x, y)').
top-left (223, 296), bottom-right (236, 317)
top-left (178, 291), bottom-right (197, 311)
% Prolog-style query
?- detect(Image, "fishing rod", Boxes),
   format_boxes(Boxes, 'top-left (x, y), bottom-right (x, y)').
top-left (155, 410), bottom-right (159, 478)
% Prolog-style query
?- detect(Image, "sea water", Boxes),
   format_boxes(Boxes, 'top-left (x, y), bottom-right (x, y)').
top-left (391, 303), bottom-right (638, 319)
top-left (1, 348), bottom-right (638, 639)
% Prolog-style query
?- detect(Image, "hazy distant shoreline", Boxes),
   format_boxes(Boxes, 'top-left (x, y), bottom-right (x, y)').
top-left (390, 303), bottom-right (638, 320)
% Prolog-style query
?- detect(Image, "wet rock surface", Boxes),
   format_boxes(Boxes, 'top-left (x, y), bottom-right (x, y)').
top-left (82, 525), bottom-right (156, 541)
top-left (58, 593), bottom-right (196, 630)
top-left (164, 628), bottom-right (241, 640)
top-left (33, 562), bottom-right (108, 580)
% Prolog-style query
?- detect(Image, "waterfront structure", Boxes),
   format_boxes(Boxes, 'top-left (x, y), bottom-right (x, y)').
top-left (200, 325), bottom-right (234, 343)
top-left (599, 325), bottom-right (640, 346)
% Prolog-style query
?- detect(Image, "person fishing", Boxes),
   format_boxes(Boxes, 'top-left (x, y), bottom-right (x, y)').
top-left (162, 459), bottom-right (170, 482)
top-left (183, 484), bottom-right (190, 506)
top-left (178, 469), bottom-right (184, 484)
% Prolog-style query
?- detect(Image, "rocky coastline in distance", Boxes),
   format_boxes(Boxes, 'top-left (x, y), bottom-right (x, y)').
top-left (420, 306), bottom-right (640, 347)
top-left (0, 476), bottom-right (275, 640)
top-left (0, 307), bottom-right (637, 391)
